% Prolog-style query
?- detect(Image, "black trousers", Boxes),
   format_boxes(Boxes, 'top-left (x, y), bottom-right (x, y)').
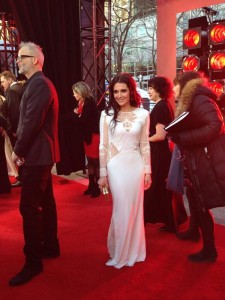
top-left (19, 165), bottom-right (59, 265)
top-left (186, 186), bottom-right (215, 251)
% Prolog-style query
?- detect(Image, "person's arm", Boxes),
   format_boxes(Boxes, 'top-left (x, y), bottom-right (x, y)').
top-left (98, 111), bottom-right (109, 190)
top-left (7, 89), bottom-right (20, 134)
top-left (149, 123), bottom-right (167, 142)
top-left (140, 112), bottom-right (152, 190)
top-left (173, 96), bottom-right (224, 147)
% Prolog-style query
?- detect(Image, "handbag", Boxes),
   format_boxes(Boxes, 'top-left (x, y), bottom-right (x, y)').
top-left (166, 145), bottom-right (184, 194)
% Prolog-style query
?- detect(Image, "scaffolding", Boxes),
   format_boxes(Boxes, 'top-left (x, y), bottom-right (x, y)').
top-left (0, 12), bottom-right (20, 74)
top-left (80, 0), bottom-right (111, 107)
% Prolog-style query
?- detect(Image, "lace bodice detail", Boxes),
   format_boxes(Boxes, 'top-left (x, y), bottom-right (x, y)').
top-left (99, 108), bottom-right (151, 176)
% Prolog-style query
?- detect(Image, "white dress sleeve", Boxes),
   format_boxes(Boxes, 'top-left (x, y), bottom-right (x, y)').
top-left (99, 111), bottom-right (109, 177)
top-left (140, 112), bottom-right (151, 174)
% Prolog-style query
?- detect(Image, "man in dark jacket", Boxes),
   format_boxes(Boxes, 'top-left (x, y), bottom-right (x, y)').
top-left (0, 70), bottom-right (24, 187)
top-left (9, 42), bottom-right (60, 286)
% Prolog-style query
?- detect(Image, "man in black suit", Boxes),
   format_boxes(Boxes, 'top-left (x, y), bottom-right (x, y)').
top-left (9, 42), bottom-right (61, 286)
top-left (0, 70), bottom-right (24, 187)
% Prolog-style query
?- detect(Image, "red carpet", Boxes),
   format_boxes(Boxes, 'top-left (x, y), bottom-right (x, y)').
top-left (0, 175), bottom-right (225, 299)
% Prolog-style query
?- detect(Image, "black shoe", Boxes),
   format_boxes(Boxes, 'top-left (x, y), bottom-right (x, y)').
top-left (91, 186), bottom-right (101, 198)
top-left (9, 263), bottom-right (43, 286)
top-left (42, 252), bottom-right (60, 259)
top-left (11, 180), bottom-right (21, 188)
top-left (83, 186), bottom-right (93, 195)
top-left (159, 225), bottom-right (176, 233)
top-left (42, 248), bottom-right (60, 259)
top-left (177, 229), bottom-right (201, 242)
top-left (42, 242), bottom-right (60, 259)
top-left (159, 225), bottom-right (168, 231)
top-left (188, 248), bottom-right (217, 262)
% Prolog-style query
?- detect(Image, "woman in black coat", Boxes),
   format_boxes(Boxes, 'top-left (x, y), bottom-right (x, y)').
top-left (0, 114), bottom-right (11, 194)
top-left (72, 81), bottom-right (100, 197)
top-left (170, 71), bottom-right (225, 262)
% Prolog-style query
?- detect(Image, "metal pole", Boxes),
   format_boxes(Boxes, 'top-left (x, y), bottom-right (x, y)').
top-left (92, 0), bottom-right (98, 102)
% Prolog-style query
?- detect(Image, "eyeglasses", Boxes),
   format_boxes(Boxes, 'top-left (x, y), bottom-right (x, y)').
top-left (16, 55), bottom-right (34, 62)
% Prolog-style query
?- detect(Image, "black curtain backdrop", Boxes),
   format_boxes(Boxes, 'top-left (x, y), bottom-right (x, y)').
top-left (1, 0), bottom-right (85, 175)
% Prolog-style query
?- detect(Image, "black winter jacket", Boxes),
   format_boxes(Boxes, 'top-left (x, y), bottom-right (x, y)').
top-left (175, 79), bottom-right (225, 211)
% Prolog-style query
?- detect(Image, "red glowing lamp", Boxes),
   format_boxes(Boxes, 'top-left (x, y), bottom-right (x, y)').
top-left (209, 22), bottom-right (225, 45)
top-left (209, 81), bottom-right (224, 97)
top-left (182, 55), bottom-right (199, 72)
top-left (183, 27), bottom-right (201, 49)
top-left (209, 51), bottom-right (225, 71)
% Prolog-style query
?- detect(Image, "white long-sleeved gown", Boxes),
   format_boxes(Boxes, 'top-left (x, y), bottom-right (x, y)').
top-left (99, 108), bottom-right (151, 268)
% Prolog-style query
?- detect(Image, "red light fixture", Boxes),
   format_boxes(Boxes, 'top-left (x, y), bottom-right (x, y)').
top-left (183, 27), bottom-right (202, 49)
top-left (208, 21), bottom-right (225, 80)
top-left (209, 22), bottom-right (225, 45)
top-left (182, 17), bottom-right (225, 80)
top-left (209, 51), bottom-right (225, 71)
top-left (209, 81), bottom-right (224, 97)
top-left (182, 55), bottom-right (199, 72)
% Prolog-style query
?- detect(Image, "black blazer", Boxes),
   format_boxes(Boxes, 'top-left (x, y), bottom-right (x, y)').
top-left (14, 71), bottom-right (60, 166)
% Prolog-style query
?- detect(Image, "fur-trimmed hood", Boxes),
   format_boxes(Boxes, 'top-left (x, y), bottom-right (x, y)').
top-left (175, 78), bottom-right (217, 117)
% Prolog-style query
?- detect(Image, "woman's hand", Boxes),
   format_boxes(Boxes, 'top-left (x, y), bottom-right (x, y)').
top-left (98, 176), bottom-right (109, 192)
top-left (144, 173), bottom-right (152, 190)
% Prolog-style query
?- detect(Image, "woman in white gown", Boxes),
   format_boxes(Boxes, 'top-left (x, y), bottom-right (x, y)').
top-left (98, 73), bottom-right (152, 269)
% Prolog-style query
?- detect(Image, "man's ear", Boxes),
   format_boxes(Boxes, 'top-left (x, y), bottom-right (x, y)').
top-left (33, 56), bottom-right (39, 65)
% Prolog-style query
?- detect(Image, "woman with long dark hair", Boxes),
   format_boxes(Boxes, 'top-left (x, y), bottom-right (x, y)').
top-left (98, 73), bottom-right (151, 268)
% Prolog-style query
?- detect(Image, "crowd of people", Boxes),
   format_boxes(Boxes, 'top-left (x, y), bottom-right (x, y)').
top-left (1, 42), bottom-right (225, 285)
